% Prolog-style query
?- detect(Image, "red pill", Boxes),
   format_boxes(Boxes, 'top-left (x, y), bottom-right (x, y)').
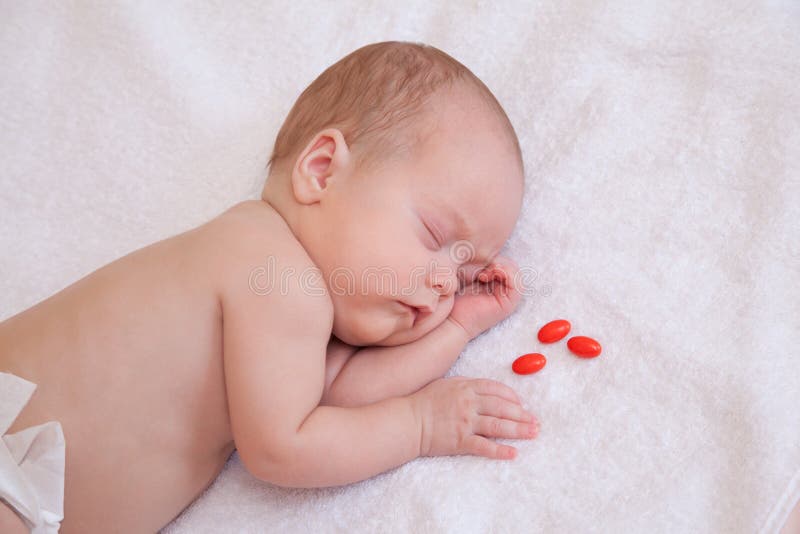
top-left (567, 336), bottom-right (602, 358)
top-left (537, 319), bottom-right (571, 343)
top-left (512, 353), bottom-right (547, 375)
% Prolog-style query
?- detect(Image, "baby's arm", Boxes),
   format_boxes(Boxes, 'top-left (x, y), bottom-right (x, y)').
top-left (219, 236), bottom-right (422, 488)
top-left (323, 257), bottom-right (520, 408)
top-left (321, 318), bottom-right (469, 407)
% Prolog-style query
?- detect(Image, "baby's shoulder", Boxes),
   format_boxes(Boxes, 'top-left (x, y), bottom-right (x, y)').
top-left (205, 199), bottom-right (296, 247)
top-left (198, 200), bottom-right (329, 310)
top-left (202, 199), bottom-right (312, 267)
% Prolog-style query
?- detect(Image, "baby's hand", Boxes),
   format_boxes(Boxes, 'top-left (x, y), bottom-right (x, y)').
top-left (411, 376), bottom-right (538, 460)
top-left (448, 256), bottom-right (521, 340)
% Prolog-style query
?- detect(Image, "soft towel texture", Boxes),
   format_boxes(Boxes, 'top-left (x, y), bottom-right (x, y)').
top-left (0, 1), bottom-right (798, 533)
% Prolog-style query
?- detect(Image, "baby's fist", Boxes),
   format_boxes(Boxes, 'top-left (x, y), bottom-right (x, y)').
top-left (448, 256), bottom-right (521, 340)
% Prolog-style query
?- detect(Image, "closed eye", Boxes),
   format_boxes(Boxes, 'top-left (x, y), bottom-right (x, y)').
top-left (420, 218), bottom-right (441, 249)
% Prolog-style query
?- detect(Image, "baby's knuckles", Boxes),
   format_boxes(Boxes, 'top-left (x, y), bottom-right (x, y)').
top-left (450, 286), bottom-right (520, 340)
top-left (445, 387), bottom-right (476, 456)
top-left (448, 258), bottom-right (522, 339)
top-left (499, 282), bottom-right (521, 313)
top-left (412, 377), bottom-right (464, 457)
top-left (457, 385), bottom-right (475, 411)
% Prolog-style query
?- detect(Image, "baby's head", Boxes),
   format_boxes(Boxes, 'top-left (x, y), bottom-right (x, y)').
top-left (262, 41), bottom-right (524, 346)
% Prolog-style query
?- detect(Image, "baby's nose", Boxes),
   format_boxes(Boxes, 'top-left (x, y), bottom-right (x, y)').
top-left (430, 271), bottom-right (458, 297)
top-left (431, 281), bottom-right (447, 295)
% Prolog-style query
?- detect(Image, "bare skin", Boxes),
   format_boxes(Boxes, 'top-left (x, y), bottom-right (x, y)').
top-left (0, 202), bottom-right (518, 531)
top-left (1, 200), bottom-right (421, 532)
top-left (0, 202), bottom-right (250, 532)
top-left (0, 87), bottom-right (535, 532)
top-left (2, 83), bottom-right (797, 533)
top-left (781, 498), bottom-right (800, 534)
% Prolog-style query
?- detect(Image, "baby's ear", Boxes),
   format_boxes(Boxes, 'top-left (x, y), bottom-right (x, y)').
top-left (291, 128), bottom-right (351, 204)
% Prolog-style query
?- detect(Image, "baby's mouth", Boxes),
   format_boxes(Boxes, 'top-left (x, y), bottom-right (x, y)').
top-left (398, 301), bottom-right (435, 328)
top-left (398, 301), bottom-right (421, 326)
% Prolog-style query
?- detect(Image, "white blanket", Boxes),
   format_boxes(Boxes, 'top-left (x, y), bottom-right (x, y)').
top-left (1, 2), bottom-right (798, 532)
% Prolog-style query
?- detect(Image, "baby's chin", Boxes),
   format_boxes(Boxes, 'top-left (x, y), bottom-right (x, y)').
top-left (332, 313), bottom-right (433, 347)
top-left (372, 326), bottom-right (428, 347)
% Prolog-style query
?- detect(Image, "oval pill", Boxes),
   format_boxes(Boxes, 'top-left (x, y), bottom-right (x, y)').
top-left (537, 319), bottom-right (571, 343)
top-left (512, 353), bottom-right (547, 375)
top-left (567, 336), bottom-right (602, 358)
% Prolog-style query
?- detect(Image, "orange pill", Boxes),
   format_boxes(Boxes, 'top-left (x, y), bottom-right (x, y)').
top-left (567, 336), bottom-right (602, 358)
top-left (512, 353), bottom-right (547, 375)
top-left (537, 319), bottom-right (571, 343)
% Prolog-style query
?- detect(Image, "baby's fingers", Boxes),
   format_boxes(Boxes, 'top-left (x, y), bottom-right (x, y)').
top-left (477, 256), bottom-right (519, 290)
top-left (475, 414), bottom-right (539, 441)
top-left (463, 434), bottom-right (518, 460)
top-left (477, 395), bottom-right (536, 424)
top-left (470, 378), bottom-right (523, 405)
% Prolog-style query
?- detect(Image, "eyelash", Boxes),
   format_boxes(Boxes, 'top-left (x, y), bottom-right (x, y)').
top-left (422, 220), bottom-right (441, 249)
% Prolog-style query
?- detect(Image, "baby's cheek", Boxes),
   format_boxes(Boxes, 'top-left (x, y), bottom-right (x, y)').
top-left (429, 295), bottom-right (455, 327)
top-left (396, 300), bottom-right (451, 344)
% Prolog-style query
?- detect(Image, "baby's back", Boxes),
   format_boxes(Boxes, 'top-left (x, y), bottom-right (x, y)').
top-left (0, 200), bottom-right (288, 532)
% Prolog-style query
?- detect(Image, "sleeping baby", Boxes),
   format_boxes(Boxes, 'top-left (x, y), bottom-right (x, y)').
top-left (0, 41), bottom-right (538, 533)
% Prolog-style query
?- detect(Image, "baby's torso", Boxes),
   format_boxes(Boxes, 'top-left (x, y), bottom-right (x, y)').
top-left (0, 200), bottom-right (295, 533)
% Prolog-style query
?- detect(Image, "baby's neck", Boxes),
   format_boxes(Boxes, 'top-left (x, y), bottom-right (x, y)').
top-left (261, 178), bottom-right (313, 256)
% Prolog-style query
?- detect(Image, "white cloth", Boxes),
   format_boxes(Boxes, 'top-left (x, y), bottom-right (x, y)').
top-left (0, 372), bottom-right (65, 533)
top-left (0, 2), bottom-right (798, 533)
